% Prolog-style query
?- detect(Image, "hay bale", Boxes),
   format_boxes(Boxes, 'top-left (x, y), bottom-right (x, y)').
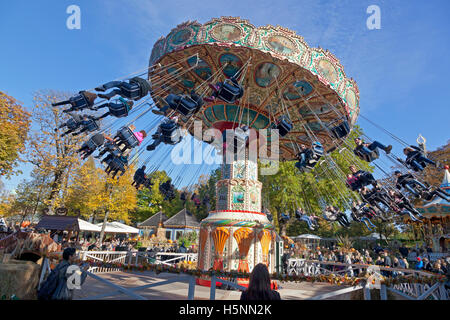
top-left (0, 260), bottom-right (40, 299)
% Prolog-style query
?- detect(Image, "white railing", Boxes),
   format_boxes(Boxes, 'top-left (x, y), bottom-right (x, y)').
top-left (67, 252), bottom-right (448, 300)
top-left (78, 251), bottom-right (197, 273)
top-left (287, 258), bottom-right (449, 300)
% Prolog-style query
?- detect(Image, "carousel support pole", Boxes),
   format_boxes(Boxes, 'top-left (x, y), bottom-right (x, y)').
top-left (210, 276), bottom-right (216, 300)
top-left (380, 284), bottom-right (387, 300)
top-left (188, 276), bottom-right (196, 300)
top-left (364, 284), bottom-right (371, 300)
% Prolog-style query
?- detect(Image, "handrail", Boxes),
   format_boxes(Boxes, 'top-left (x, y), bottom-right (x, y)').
top-left (288, 258), bottom-right (441, 278)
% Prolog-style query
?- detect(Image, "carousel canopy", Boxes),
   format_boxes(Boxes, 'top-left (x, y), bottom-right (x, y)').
top-left (149, 16), bottom-right (359, 159)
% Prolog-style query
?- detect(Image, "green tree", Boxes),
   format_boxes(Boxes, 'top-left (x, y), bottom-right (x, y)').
top-left (260, 126), bottom-right (374, 237)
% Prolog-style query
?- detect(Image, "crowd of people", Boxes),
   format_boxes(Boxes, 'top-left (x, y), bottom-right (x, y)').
top-left (282, 244), bottom-right (450, 279)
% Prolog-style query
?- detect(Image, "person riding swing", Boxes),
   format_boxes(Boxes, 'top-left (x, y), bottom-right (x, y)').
top-left (353, 137), bottom-right (392, 162)
top-left (93, 97), bottom-right (134, 120)
top-left (132, 165), bottom-right (149, 190)
top-left (205, 76), bottom-right (244, 104)
top-left (52, 91), bottom-right (98, 113)
top-left (152, 90), bottom-right (204, 117)
top-left (95, 77), bottom-right (152, 101)
top-left (398, 146), bottom-right (438, 172)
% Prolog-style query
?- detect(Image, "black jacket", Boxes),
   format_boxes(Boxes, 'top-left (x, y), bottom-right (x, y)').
top-left (240, 290), bottom-right (281, 301)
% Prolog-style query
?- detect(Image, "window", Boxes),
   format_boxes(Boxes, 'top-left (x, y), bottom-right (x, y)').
top-left (165, 230), bottom-right (172, 240)
top-left (176, 230), bottom-right (183, 240)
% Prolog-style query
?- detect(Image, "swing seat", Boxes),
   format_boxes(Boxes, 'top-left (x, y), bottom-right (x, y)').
top-left (129, 77), bottom-right (151, 100)
top-left (304, 142), bottom-right (324, 170)
top-left (66, 118), bottom-right (81, 131)
top-left (160, 121), bottom-right (181, 145)
top-left (116, 126), bottom-right (139, 149)
top-left (217, 79), bottom-right (244, 103)
top-left (276, 118), bottom-right (293, 137)
top-left (84, 120), bottom-right (100, 133)
top-left (329, 120), bottom-right (350, 139)
top-left (109, 156), bottom-right (127, 171)
top-left (85, 134), bottom-right (105, 151)
top-left (166, 94), bottom-right (197, 116)
top-left (355, 148), bottom-right (379, 162)
top-left (72, 93), bottom-right (90, 110)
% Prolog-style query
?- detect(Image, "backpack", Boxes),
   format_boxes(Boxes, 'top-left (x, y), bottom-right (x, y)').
top-left (37, 264), bottom-right (63, 300)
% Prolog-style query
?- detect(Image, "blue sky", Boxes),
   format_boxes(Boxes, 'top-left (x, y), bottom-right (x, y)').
top-left (1, 0), bottom-right (449, 191)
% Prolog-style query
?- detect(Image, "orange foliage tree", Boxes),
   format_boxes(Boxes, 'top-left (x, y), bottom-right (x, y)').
top-left (0, 91), bottom-right (31, 178)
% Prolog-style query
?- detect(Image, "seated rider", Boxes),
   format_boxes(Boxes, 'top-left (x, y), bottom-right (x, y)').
top-left (204, 76), bottom-right (244, 103)
top-left (394, 170), bottom-right (429, 198)
top-left (280, 212), bottom-right (290, 223)
top-left (104, 154), bottom-right (128, 180)
top-left (323, 206), bottom-right (337, 222)
top-left (399, 146), bottom-right (437, 172)
top-left (146, 116), bottom-right (182, 151)
top-left (359, 186), bottom-right (392, 213)
top-left (132, 165), bottom-right (148, 190)
top-left (153, 90), bottom-right (204, 117)
top-left (351, 201), bottom-right (376, 231)
top-left (295, 144), bottom-right (314, 172)
top-left (94, 97), bottom-right (134, 120)
top-left (159, 179), bottom-right (175, 201)
top-left (346, 165), bottom-right (377, 191)
top-left (95, 77), bottom-right (152, 101)
top-left (333, 207), bottom-right (351, 228)
top-left (78, 133), bottom-right (109, 160)
top-left (353, 137), bottom-right (392, 161)
top-left (52, 91), bottom-right (98, 113)
top-left (113, 125), bottom-right (147, 154)
top-left (55, 113), bottom-right (84, 137)
top-left (71, 115), bottom-right (101, 136)
top-left (388, 190), bottom-right (423, 221)
top-left (295, 208), bottom-right (319, 230)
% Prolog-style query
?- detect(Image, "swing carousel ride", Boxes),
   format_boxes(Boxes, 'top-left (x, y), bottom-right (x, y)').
top-left (53, 17), bottom-right (448, 282)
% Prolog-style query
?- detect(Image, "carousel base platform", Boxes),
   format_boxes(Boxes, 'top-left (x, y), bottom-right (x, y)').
top-left (196, 277), bottom-right (277, 290)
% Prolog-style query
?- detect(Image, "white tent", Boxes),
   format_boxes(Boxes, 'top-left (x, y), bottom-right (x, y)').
top-left (95, 222), bottom-right (139, 234)
top-left (293, 234), bottom-right (322, 240)
top-left (110, 221), bottom-right (139, 234)
top-left (358, 233), bottom-right (386, 240)
top-left (78, 219), bottom-right (101, 232)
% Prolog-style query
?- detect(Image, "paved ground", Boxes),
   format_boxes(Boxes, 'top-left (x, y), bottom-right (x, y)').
top-left (74, 271), bottom-right (355, 300)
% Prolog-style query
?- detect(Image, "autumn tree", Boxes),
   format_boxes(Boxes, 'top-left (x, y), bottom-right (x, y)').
top-left (64, 157), bottom-right (138, 241)
top-left (26, 90), bottom-right (84, 213)
top-left (2, 173), bottom-right (50, 223)
top-left (0, 91), bottom-right (31, 178)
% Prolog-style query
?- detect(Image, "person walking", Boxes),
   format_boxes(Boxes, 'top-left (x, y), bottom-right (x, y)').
top-left (38, 248), bottom-right (88, 300)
